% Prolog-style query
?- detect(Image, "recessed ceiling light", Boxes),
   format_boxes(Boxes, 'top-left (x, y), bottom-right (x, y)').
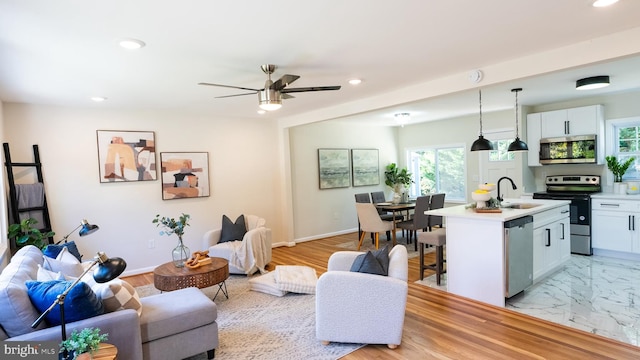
top-left (257, 109), bottom-right (266, 115)
top-left (592, 0), bottom-right (619, 7)
top-left (348, 79), bottom-right (362, 85)
top-left (90, 96), bottom-right (107, 102)
top-left (119, 38), bottom-right (146, 50)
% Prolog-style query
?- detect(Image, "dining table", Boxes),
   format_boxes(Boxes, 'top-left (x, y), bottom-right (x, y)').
top-left (374, 202), bottom-right (416, 232)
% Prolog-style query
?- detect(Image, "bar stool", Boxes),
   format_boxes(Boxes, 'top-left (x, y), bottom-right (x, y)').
top-left (417, 228), bottom-right (446, 285)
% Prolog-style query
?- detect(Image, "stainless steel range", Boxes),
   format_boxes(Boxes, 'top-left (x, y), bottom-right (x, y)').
top-left (533, 175), bottom-right (601, 255)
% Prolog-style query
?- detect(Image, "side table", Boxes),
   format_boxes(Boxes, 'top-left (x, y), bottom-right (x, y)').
top-left (153, 257), bottom-right (230, 300)
top-left (91, 343), bottom-right (118, 359)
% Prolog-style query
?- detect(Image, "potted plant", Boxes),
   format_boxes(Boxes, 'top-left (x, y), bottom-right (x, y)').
top-left (7, 218), bottom-right (55, 250)
top-left (59, 327), bottom-right (108, 360)
top-left (606, 155), bottom-right (636, 193)
top-left (384, 163), bottom-right (413, 204)
top-left (153, 213), bottom-right (191, 267)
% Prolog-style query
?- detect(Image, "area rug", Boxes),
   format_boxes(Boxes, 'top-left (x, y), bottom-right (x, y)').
top-left (136, 275), bottom-right (364, 360)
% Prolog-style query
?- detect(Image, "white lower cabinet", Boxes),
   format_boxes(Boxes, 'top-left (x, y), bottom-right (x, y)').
top-left (592, 199), bottom-right (640, 253)
top-left (532, 205), bottom-right (570, 282)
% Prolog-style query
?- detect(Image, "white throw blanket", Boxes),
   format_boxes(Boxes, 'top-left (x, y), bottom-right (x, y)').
top-left (226, 227), bottom-right (270, 275)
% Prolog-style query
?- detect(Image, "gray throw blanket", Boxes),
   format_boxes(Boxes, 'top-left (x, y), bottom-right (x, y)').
top-left (15, 183), bottom-right (45, 227)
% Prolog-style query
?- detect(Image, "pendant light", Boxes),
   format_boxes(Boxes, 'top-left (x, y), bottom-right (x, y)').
top-left (471, 89), bottom-right (494, 152)
top-left (507, 88), bottom-right (528, 152)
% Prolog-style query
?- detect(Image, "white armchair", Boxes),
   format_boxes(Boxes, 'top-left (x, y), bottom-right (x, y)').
top-left (315, 245), bottom-right (408, 349)
top-left (202, 215), bottom-right (272, 275)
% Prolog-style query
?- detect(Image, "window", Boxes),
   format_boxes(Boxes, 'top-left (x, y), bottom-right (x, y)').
top-left (611, 118), bottom-right (640, 180)
top-left (489, 139), bottom-right (515, 161)
top-left (407, 146), bottom-right (465, 201)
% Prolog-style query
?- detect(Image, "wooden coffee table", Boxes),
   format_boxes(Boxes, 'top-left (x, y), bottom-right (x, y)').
top-left (153, 257), bottom-right (230, 300)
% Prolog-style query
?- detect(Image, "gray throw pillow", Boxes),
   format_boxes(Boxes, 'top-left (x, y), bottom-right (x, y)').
top-left (219, 215), bottom-right (247, 243)
top-left (350, 245), bottom-right (390, 276)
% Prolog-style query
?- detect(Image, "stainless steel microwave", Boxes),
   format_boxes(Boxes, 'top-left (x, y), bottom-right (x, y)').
top-left (539, 135), bottom-right (597, 164)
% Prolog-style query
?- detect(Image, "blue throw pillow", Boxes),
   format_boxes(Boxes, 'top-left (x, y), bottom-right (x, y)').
top-left (219, 215), bottom-right (247, 243)
top-left (26, 280), bottom-right (104, 326)
top-left (350, 245), bottom-right (390, 276)
top-left (43, 241), bottom-right (82, 262)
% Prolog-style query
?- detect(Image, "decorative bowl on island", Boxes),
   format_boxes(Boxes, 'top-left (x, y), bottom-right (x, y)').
top-left (478, 183), bottom-right (496, 191)
top-left (471, 190), bottom-right (491, 201)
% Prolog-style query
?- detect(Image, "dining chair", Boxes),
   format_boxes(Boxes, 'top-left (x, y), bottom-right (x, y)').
top-left (395, 195), bottom-right (431, 251)
top-left (427, 193), bottom-right (446, 231)
top-left (370, 191), bottom-right (405, 221)
top-left (355, 203), bottom-right (396, 250)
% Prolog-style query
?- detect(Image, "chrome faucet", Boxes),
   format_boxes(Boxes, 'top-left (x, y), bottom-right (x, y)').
top-left (497, 176), bottom-right (518, 203)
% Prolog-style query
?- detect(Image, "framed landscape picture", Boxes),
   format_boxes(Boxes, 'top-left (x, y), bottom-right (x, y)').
top-left (351, 149), bottom-right (379, 186)
top-left (318, 148), bottom-right (350, 189)
top-left (96, 130), bottom-right (156, 183)
top-left (159, 152), bottom-right (210, 200)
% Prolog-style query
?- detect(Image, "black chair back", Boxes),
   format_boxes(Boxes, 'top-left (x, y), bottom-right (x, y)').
top-left (428, 193), bottom-right (446, 229)
top-left (354, 193), bottom-right (371, 203)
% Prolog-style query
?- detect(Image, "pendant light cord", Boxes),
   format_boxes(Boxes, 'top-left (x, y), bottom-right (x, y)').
top-left (479, 89), bottom-right (483, 135)
top-left (512, 88), bottom-right (521, 137)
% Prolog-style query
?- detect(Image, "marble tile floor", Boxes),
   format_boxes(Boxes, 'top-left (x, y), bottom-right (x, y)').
top-left (416, 254), bottom-right (640, 346)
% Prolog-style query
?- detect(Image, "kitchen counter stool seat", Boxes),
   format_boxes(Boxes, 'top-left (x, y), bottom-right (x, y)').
top-left (418, 228), bottom-right (446, 285)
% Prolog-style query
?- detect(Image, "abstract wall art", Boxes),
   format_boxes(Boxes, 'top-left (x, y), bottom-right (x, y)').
top-left (159, 152), bottom-right (210, 200)
top-left (351, 149), bottom-right (379, 186)
top-left (96, 130), bottom-right (157, 183)
top-left (318, 148), bottom-right (350, 189)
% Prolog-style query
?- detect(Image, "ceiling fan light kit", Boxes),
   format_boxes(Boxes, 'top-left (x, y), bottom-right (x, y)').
top-left (259, 89), bottom-right (282, 111)
top-left (199, 64), bottom-right (341, 111)
top-left (576, 75), bottom-right (610, 90)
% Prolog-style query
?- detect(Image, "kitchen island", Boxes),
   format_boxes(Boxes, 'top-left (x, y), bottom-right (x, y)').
top-left (425, 198), bottom-right (570, 307)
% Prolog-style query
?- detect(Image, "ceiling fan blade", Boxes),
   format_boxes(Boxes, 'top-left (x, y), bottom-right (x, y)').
top-left (271, 74), bottom-right (300, 91)
top-left (198, 82), bottom-right (261, 92)
top-left (281, 85), bottom-right (341, 93)
top-left (281, 93), bottom-right (295, 99)
top-left (214, 92), bottom-right (256, 99)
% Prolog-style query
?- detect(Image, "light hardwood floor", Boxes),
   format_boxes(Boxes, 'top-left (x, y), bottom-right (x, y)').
top-left (123, 233), bottom-right (640, 359)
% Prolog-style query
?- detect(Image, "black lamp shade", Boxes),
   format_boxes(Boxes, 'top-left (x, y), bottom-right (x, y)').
top-left (93, 257), bottom-right (127, 283)
top-left (471, 136), bottom-right (494, 151)
top-left (576, 75), bottom-right (610, 90)
top-left (508, 137), bottom-right (529, 152)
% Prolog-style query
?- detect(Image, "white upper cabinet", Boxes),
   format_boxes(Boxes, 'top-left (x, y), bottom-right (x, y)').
top-left (540, 105), bottom-right (603, 138)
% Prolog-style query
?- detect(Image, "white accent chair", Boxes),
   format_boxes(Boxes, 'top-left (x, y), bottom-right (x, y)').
top-left (315, 245), bottom-right (408, 349)
top-left (202, 215), bottom-right (272, 275)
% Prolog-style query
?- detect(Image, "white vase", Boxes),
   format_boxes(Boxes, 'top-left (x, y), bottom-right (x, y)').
top-left (619, 183), bottom-right (628, 194)
top-left (613, 182), bottom-right (621, 194)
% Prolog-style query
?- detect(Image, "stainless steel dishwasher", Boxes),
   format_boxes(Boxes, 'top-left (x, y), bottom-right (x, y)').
top-left (504, 215), bottom-right (534, 298)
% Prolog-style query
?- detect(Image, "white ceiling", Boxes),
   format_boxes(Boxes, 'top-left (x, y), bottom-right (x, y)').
top-left (1, 0), bottom-right (640, 126)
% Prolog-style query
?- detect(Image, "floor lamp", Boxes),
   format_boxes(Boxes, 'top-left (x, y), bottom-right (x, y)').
top-left (31, 252), bottom-right (126, 360)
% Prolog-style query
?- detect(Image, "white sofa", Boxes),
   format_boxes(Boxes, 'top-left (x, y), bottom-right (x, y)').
top-left (202, 214), bottom-right (272, 275)
top-left (315, 245), bottom-right (408, 348)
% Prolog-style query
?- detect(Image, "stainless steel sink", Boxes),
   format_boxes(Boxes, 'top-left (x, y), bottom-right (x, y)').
top-left (502, 203), bottom-right (541, 209)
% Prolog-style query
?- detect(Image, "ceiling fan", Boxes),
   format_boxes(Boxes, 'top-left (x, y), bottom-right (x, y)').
top-left (198, 64), bottom-right (341, 111)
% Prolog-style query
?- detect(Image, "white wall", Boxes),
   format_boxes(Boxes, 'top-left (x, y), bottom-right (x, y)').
top-left (2, 103), bottom-right (284, 275)
top-left (289, 120), bottom-right (397, 240)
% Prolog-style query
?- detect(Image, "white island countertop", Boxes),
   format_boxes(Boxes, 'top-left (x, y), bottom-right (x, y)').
top-left (425, 198), bottom-right (570, 221)
top-left (423, 198), bottom-right (570, 307)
